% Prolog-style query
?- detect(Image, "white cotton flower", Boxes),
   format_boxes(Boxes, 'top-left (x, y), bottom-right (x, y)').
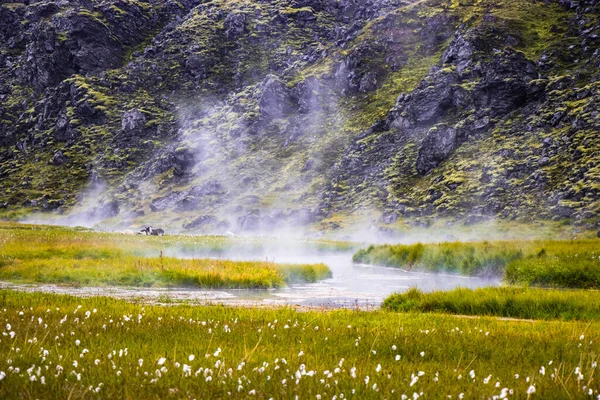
top-left (213, 348), bottom-right (221, 357)
top-left (138, 359), bottom-right (143, 367)
top-left (395, 355), bottom-right (401, 361)
top-left (376, 364), bottom-right (381, 372)
top-left (420, 351), bottom-right (425, 357)
top-left (157, 358), bottom-right (166, 365)
top-left (392, 345), bottom-right (397, 350)
top-left (470, 370), bottom-right (476, 379)
top-left (527, 385), bottom-right (536, 395)
top-left (188, 355), bottom-right (195, 361)
top-left (6, 324), bottom-right (10, 330)
top-left (298, 351), bottom-right (304, 357)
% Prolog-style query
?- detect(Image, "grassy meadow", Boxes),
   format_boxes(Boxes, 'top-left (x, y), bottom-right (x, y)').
top-left (0, 222), bottom-right (333, 289)
top-left (353, 240), bottom-right (600, 288)
top-left (0, 290), bottom-right (599, 399)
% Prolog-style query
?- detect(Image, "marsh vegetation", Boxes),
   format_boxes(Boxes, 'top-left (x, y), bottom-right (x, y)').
top-left (353, 240), bottom-right (600, 288)
top-left (0, 223), bottom-right (332, 289)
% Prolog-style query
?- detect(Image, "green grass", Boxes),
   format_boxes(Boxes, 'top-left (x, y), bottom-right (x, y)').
top-left (353, 240), bottom-right (600, 288)
top-left (383, 287), bottom-right (600, 321)
top-left (0, 290), bottom-right (599, 399)
top-left (0, 223), bottom-right (332, 289)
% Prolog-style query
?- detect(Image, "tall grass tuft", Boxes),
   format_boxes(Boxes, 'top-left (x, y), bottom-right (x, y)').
top-left (354, 240), bottom-right (600, 288)
top-left (383, 287), bottom-right (600, 320)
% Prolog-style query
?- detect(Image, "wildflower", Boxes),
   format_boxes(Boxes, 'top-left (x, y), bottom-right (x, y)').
top-left (249, 389), bottom-right (256, 395)
top-left (350, 367), bottom-right (357, 378)
top-left (395, 355), bottom-right (401, 361)
top-left (410, 375), bottom-right (418, 386)
top-left (470, 370), bottom-right (476, 379)
top-left (527, 385), bottom-right (536, 395)
top-left (75, 339), bottom-right (80, 346)
top-left (138, 359), bottom-right (143, 367)
top-left (539, 366), bottom-right (545, 375)
top-left (213, 348), bottom-right (221, 357)
top-left (298, 351), bottom-right (304, 357)
top-left (188, 355), bottom-right (195, 361)
top-left (376, 364), bottom-right (381, 372)
top-left (392, 345), bottom-right (397, 350)
top-left (420, 351), bottom-right (425, 357)
top-left (157, 358), bottom-right (166, 366)
top-left (5, 324), bottom-right (10, 330)
top-left (95, 359), bottom-right (100, 366)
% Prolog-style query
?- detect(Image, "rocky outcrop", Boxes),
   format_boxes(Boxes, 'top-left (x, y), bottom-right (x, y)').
top-left (1, 0), bottom-right (600, 230)
top-left (416, 125), bottom-right (457, 175)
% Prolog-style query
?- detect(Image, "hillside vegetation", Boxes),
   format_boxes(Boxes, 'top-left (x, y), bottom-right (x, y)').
top-left (0, 0), bottom-right (599, 233)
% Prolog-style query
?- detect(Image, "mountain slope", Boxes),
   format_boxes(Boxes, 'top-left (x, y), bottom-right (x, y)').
top-left (1, 0), bottom-right (599, 233)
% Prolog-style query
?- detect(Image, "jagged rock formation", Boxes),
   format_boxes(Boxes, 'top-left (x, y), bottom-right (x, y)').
top-left (1, 0), bottom-right (600, 232)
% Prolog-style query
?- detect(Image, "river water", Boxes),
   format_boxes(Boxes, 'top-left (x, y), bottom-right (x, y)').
top-left (0, 252), bottom-right (500, 309)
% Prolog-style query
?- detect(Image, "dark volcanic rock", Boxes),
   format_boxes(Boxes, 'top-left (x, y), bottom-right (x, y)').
top-left (183, 215), bottom-right (219, 230)
top-left (258, 75), bottom-right (295, 119)
top-left (121, 109), bottom-right (146, 132)
top-left (51, 150), bottom-right (68, 166)
top-left (416, 125), bottom-right (457, 175)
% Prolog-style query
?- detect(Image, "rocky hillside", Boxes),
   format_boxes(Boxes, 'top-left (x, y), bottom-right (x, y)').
top-left (1, 0), bottom-right (600, 233)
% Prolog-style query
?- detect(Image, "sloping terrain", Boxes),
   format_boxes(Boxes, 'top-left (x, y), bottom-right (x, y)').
top-left (1, 0), bottom-right (599, 233)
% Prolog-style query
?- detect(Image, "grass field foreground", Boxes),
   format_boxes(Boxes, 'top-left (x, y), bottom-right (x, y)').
top-left (0, 290), bottom-right (598, 399)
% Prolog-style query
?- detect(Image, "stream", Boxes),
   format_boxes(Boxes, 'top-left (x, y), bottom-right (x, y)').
top-left (0, 253), bottom-right (500, 309)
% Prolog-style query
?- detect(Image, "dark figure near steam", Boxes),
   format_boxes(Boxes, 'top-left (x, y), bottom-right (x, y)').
top-left (138, 226), bottom-right (165, 236)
